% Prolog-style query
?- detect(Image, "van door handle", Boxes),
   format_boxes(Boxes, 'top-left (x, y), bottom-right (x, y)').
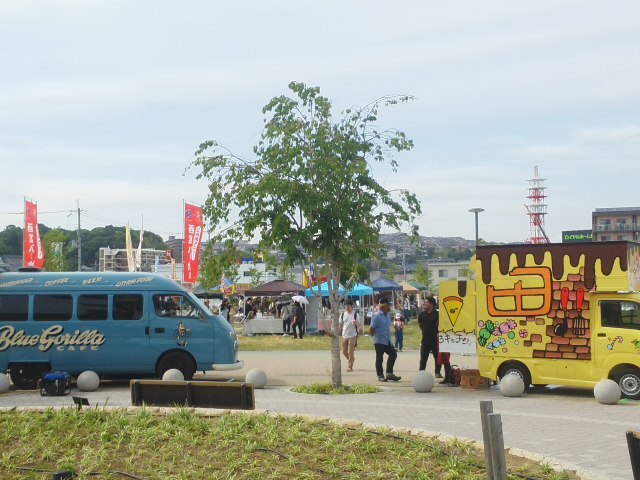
top-left (155, 328), bottom-right (165, 334)
top-left (597, 333), bottom-right (606, 337)
top-left (145, 327), bottom-right (149, 335)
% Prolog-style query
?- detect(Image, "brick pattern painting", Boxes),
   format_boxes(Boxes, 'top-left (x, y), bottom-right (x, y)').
top-left (532, 269), bottom-right (591, 360)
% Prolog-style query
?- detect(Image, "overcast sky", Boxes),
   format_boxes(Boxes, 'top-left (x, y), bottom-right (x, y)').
top-left (1, 1), bottom-right (639, 244)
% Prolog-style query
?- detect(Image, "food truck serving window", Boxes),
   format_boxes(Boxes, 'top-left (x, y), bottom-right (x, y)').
top-left (78, 294), bottom-right (108, 321)
top-left (113, 294), bottom-right (144, 321)
top-left (0, 295), bottom-right (29, 322)
top-left (601, 301), bottom-right (640, 330)
top-left (34, 295), bottom-right (73, 321)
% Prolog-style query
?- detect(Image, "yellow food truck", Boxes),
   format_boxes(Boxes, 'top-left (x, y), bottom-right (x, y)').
top-left (439, 241), bottom-right (640, 398)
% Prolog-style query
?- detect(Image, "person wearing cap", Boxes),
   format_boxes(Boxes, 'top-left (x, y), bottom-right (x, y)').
top-left (339, 299), bottom-right (360, 372)
top-left (394, 311), bottom-right (405, 352)
top-left (369, 298), bottom-right (401, 382)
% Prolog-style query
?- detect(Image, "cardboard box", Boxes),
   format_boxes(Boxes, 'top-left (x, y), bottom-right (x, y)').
top-left (460, 369), bottom-right (490, 389)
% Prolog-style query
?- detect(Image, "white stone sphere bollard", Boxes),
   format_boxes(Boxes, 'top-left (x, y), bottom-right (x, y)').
top-left (0, 373), bottom-right (10, 393)
top-left (245, 368), bottom-right (268, 389)
top-left (594, 379), bottom-right (621, 405)
top-left (162, 369), bottom-right (184, 381)
top-left (77, 371), bottom-right (100, 392)
top-left (500, 374), bottom-right (525, 397)
top-left (411, 371), bottom-right (434, 393)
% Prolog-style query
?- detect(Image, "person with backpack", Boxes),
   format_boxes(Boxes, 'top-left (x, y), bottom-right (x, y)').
top-left (339, 299), bottom-right (360, 372)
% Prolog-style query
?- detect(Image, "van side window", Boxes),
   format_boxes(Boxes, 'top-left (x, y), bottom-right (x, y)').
top-left (153, 295), bottom-right (200, 319)
top-left (34, 295), bottom-right (73, 321)
top-left (601, 301), bottom-right (640, 329)
top-left (78, 295), bottom-right (108, 321)
top-left (113, 294), bottom-right (143, 321)
top-left (0, 295), bottom-right (29, 321)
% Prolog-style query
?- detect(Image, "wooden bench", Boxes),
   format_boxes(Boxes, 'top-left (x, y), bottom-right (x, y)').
top-left (130, 380), bottom-right (255, 410)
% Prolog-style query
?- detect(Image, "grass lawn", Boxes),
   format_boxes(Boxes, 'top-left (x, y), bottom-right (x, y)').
top-left (0, 408), bottom-right (577, 479)
top-left (237, 320), bottom-right (423, 351)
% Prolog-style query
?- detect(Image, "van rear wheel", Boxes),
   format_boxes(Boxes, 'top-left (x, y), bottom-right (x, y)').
top-left (10, 363), bottom-right (48, 390)
top-left (156, 352), bottom-right (196, 380)
top-left (614, 368), bottom-right (640, 400)
top-left (498, 362), bottom-right (532, 389)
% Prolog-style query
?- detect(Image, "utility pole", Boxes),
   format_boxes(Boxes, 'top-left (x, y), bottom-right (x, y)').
top-left (402, 242), bottom-right (406, 281)
top-left (76, 200), bottom-right (82, 271)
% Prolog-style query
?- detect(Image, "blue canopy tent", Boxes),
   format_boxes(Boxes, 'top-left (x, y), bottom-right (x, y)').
top-left (372, 278), bottom-right (403, 291)
top-left (304, 281), bottom-right (345, 297)
top-left (347, 283), bottom-right (373, 296)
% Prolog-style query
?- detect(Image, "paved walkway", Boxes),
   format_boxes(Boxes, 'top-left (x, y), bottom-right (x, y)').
top-left (0, 349), bottom-right (637, 479)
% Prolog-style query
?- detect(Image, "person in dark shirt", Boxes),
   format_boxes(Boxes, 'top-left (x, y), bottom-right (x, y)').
top-left (418, 296), bottom-right (440, 375)
top-left (292, 301), bottom-right (306, 339)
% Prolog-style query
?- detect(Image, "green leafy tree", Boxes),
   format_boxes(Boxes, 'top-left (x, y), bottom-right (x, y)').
top-left (278, 261), bottom-right (296, 282)
top-left (248, 267), bottom-right (262, 287)
top-left (198, 240), bottom-right (242, 290)
top-left (0, 225), bottom-right (23, 255)
top-left (42, 229), bottom-right (71, 271)
top-left (191, 81), bottom-right (421, 387)
top-left (414, 262), bottom-right (432, 290)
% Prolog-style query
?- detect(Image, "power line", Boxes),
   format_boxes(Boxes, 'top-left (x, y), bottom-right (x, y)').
top-left (0, 209), bottom-right (74, 215)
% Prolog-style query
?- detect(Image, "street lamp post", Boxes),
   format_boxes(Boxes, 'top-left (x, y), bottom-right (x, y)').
top-left (468, 208), bottom-right (485, 247)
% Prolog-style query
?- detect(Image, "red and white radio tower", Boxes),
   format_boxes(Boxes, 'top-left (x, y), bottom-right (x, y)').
top-left (525, 165), bottom-right (549, 244)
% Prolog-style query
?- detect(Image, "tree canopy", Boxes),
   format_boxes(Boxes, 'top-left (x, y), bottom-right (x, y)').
top-left (191, 81), bottom-right (421, 386)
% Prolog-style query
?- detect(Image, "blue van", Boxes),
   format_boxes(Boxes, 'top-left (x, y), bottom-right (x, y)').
top-left (0, 271), bottom-right (242, 389)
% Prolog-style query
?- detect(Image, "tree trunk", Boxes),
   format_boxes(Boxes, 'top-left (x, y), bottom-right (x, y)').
top-left (329, 266), bottom-right (342, 388)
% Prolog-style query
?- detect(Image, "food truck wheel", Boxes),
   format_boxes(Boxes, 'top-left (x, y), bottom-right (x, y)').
top-left (498, 362), bottom-right (531, 389)
top-left (614, 367), bottom-right (640, 400)
top-left (10, 363), bottom-right (48, 390)
top-left (156, 352), bottom-right (196, 380)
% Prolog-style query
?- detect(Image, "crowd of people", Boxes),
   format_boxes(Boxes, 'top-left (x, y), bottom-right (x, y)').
top-left (205, 290), bottom-right (454, 385)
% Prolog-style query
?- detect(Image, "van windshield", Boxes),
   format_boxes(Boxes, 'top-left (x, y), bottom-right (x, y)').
top-left (153, 293), bottom-right (204, 319)
top-left (188, 292), bottom-right (213, 316)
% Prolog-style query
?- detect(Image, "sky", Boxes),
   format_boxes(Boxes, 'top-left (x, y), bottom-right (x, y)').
top-left (1, 1), bottom-right (639, 244)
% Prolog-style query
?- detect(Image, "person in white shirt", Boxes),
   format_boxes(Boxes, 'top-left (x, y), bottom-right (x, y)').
top-left (339, 299), bottom-right (360, 372)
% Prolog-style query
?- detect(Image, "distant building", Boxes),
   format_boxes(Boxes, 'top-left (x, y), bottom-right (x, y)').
top-left (99, 247), bottom-right (167, 272)
top-left (592, 207), bottom-right (640, 242)
top-left (0, 255), bottom-right (23, 272)
top-left (164, 235), bottom-right (208, 263)
top-left (164, 236), bottom-right (183, 262)
top-left (426, 260), bottom-right (470, 294)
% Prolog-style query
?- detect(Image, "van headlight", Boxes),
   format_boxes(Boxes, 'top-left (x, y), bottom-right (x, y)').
top-left (229, 330), bottom-right (237, 339)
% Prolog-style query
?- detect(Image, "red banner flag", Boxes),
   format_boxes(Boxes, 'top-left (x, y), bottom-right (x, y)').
top-left (23, 200), bottom-right (44, 269)
top-left (182, 203), bottom-right (204, 284)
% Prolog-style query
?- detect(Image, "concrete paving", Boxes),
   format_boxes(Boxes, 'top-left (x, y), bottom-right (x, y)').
top-left (0, 349), bottom-right (638, 479)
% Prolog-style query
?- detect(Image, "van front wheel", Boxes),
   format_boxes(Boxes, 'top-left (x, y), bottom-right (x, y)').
top-left (156, 352), bottom-right (196, 380)
top-left (615, 368), bottom-right (640, 400)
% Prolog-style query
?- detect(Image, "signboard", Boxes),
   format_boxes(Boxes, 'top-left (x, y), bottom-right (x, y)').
top-left (182, 203), bottom-right (204, 284)
top-left (23, 200), bottom-right (44, 268)
top-left (562, 230), bottom-right (593, 243)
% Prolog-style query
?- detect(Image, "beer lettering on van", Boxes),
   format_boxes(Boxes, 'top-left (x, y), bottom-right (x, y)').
top-left (82, 277), bottom-right (103, 285)
top-left (0, 325), bottom-right (106, 352)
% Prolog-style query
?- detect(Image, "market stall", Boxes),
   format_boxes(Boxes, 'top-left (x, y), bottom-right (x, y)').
top-left (242, 279), bottom-right (306, 335)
